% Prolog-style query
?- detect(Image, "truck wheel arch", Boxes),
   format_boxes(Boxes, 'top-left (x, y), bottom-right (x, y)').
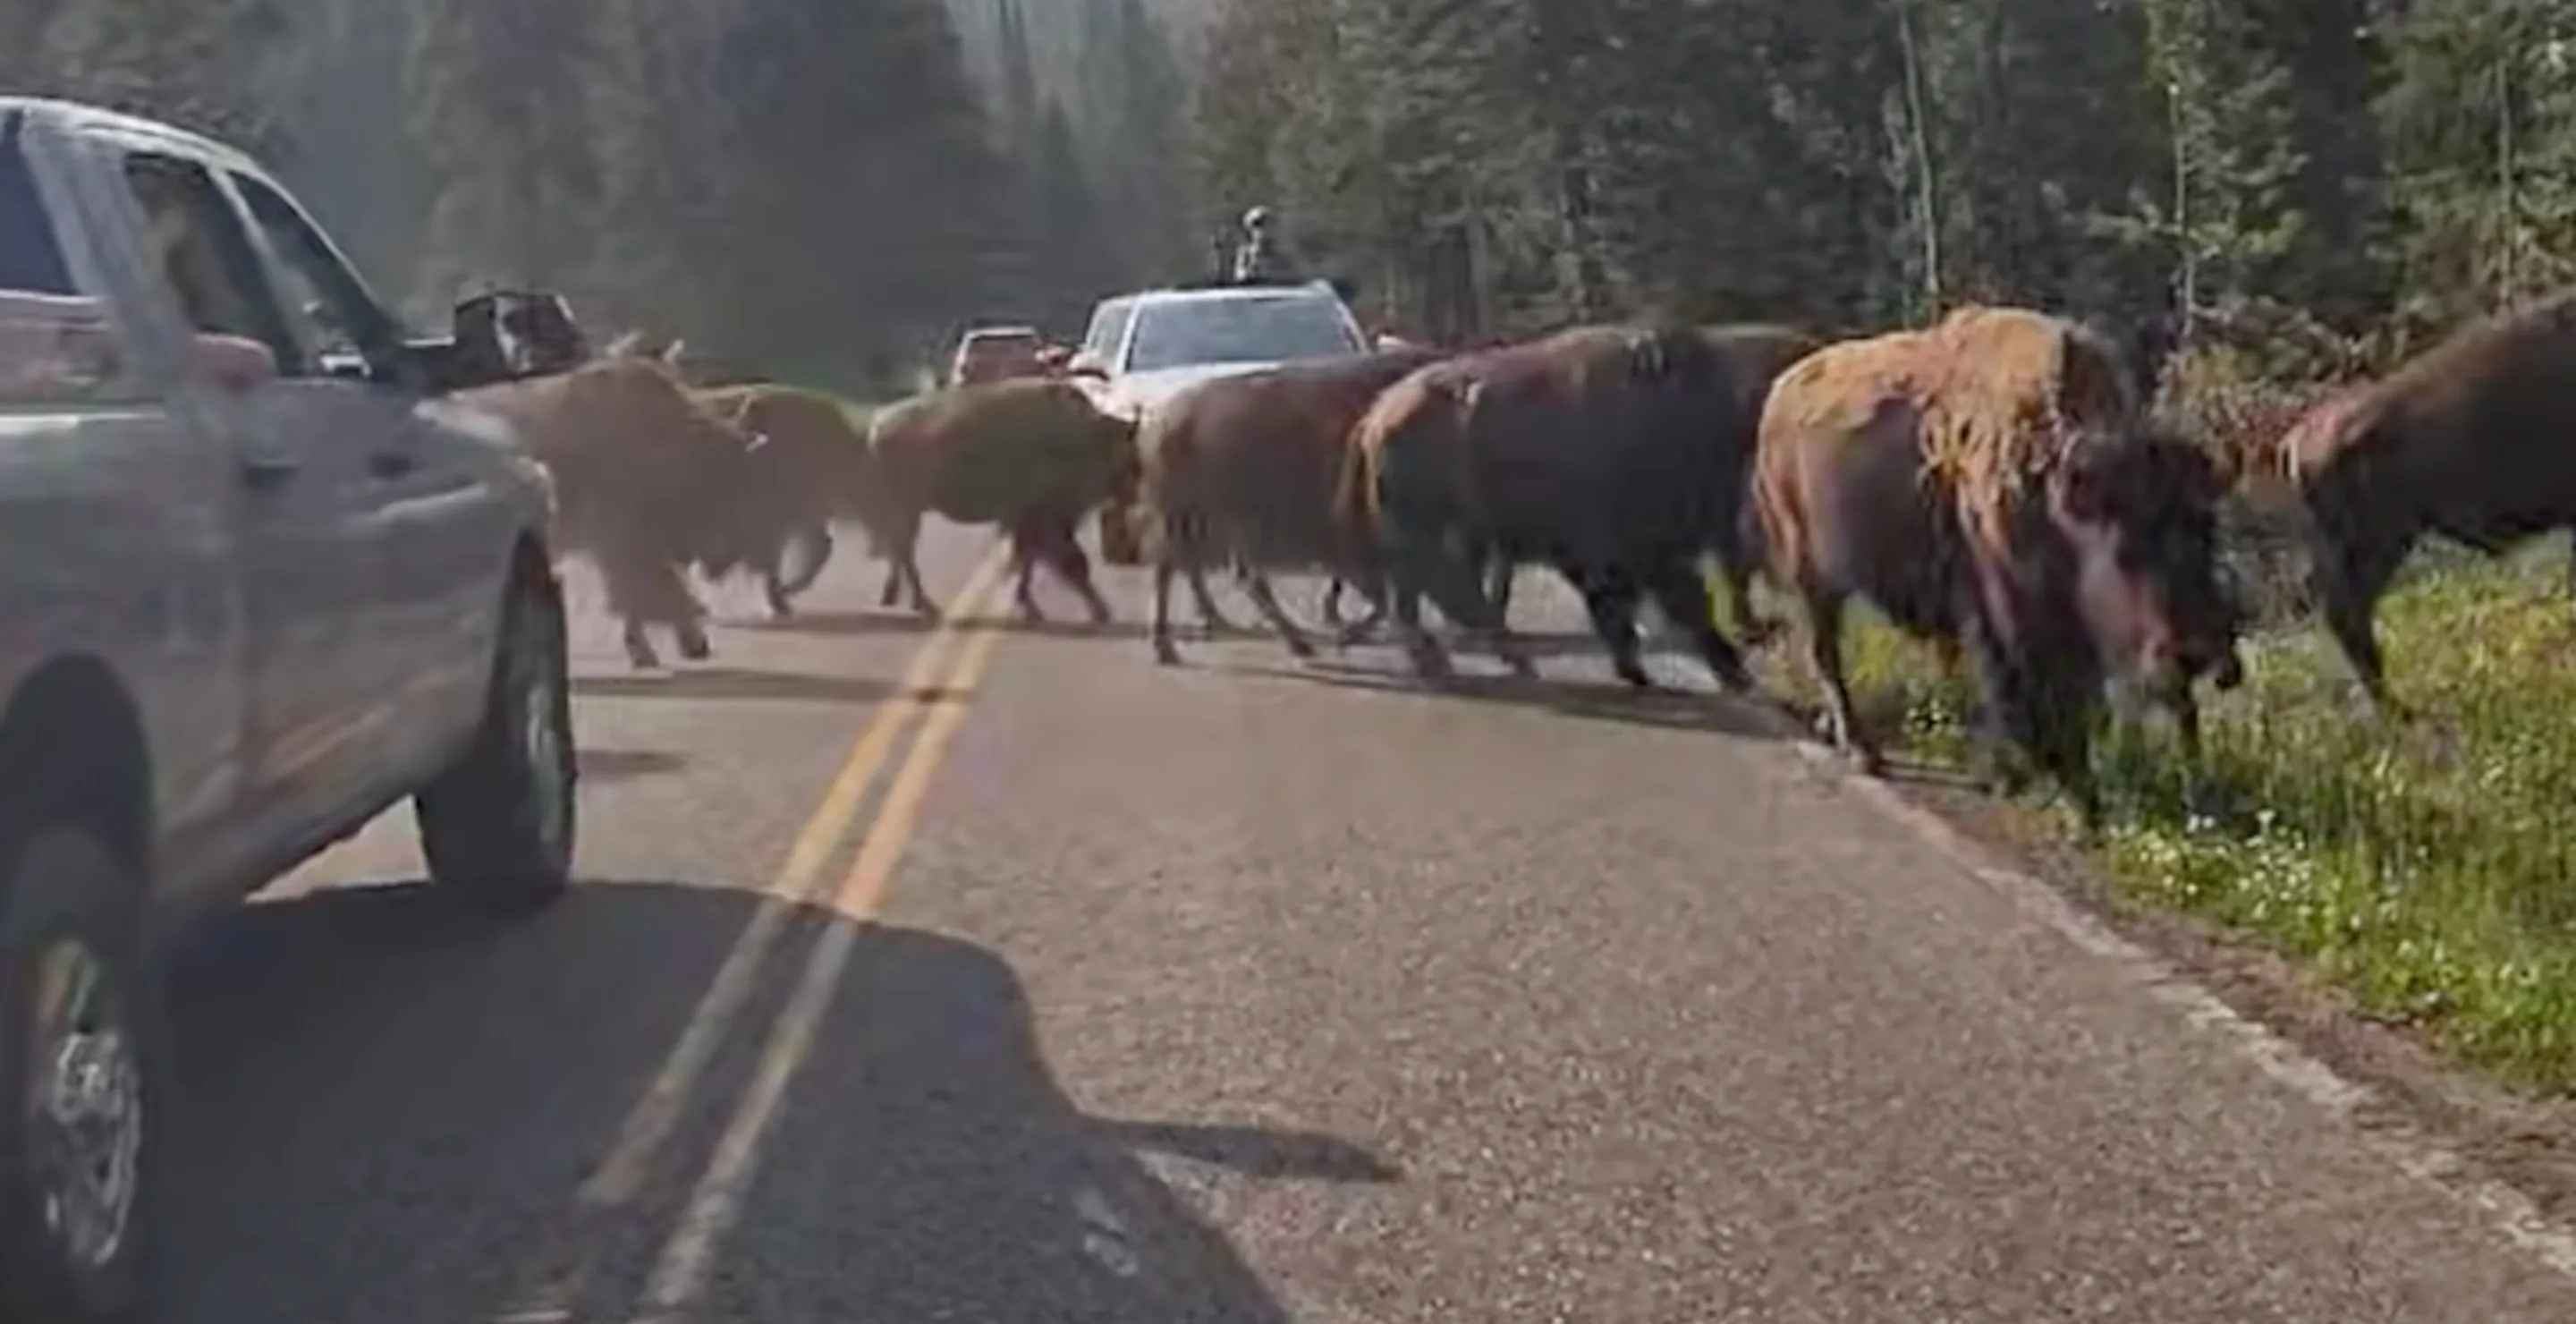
top-left (0, 658), bottom-right (151, 883)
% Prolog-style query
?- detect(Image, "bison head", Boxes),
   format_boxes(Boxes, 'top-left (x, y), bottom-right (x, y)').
top-left (2046, 427), bottom-right (2244, 699)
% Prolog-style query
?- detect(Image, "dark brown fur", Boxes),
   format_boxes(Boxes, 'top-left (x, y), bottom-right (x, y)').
top-left (2276, 290), bottom-right (2576, 713)
top-left (1754, 318), bottom-right (2240, 828)
top-left (1341, 323), bottom-right (1760, 689)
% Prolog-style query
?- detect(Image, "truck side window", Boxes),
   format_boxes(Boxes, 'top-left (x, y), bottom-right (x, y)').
top-left (0, 112), bottom-right (75, 297)
top-left (225, 171), bottom-right (394, 374)
top-left (118, 151), bottom-right (298, 372)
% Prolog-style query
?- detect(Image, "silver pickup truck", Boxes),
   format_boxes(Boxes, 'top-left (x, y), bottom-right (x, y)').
top-left (0, 98), bottom-right (578, 1321)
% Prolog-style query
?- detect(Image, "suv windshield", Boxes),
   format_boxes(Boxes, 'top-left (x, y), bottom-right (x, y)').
top-left (1123, 292), bottom-right (1358, 372)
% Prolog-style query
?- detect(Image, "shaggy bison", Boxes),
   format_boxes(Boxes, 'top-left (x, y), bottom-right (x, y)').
top-left (1752, 307), bottom-right (2241, 828)
top-left (865, 378), bottom-right (1140, 622)
top-left (453, 355), bottom-right (791, 668)
top-left (1341, 324), bottom-right (1762, 689)
top-left (2270, 291), bottom-right (2576, 714)
top-left (1134, 344), bottom-right (1447, 664)
top-left (690, 383), bottom-right (882, 619)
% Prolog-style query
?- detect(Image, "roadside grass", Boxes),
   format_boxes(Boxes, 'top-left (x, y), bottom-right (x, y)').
top-left (1727, 552), bottom-right (2576, 1093)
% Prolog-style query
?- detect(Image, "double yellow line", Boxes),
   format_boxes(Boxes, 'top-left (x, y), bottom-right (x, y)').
top-left (494, 547), bottom-right (1012, 1324)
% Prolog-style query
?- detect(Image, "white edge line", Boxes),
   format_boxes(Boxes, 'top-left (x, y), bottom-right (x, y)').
top-left (1740, 699), bottom-right (2576, 1281)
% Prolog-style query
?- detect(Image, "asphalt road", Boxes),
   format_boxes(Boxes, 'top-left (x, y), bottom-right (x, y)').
top-left (155, 519), bottom-right (2576, 1323)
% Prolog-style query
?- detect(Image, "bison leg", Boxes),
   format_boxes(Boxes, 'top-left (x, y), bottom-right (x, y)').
top-left (1184, 563), bottom-right (1238, 633)
top-left (1237, 564), bottom-right (1317, 659)
top-left (1025, 515), bottom-right (1111, 624)
top-left (1645, 556), bottom-right (1754, 692)
top-left (1485, 555), bottom-right (1516, 631)
top-left (1382, 530), bottom-right (1456, 680)
top-left (1008, 539), bottom-right (1047, 623)
top-left (597, 540), bottom-right (711, 670)
top-left (1150, 556), bottom-right (1183, 665)
top-left (1421, 544), bottom-right (1529, 675)
top-left (620, 619), bottom-right (661, 671)
top-left (1569, 565), bottom-right (1652, 688)
top-left (873, 509), bottom-right (938, 619)
top-left (2311, 533), bottom-right (2408, 718)
top-left (1796, 586), bottom-right (1879, 774)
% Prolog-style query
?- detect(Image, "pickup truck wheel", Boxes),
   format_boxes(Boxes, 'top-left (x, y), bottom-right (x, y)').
top-left (0, 824), bottom-right (161, 1324)
top-left (416, 575), bottom-right (577, 912)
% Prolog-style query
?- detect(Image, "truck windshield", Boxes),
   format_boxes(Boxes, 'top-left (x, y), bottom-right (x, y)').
top-left (1124, 293), bottom-right (1359, 372)
top-left (0, 113), bottom-right (75, 296)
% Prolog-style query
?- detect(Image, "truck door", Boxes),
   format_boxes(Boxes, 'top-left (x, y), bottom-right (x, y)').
top-left (106, 148), bottom-right (387, 831)
top-left (217, 166), bottom-right (500, 778)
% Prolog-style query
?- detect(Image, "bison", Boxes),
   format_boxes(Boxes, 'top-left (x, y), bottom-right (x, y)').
top-left (453, 355), bottom-right (793, 668)
top-left (2269, 291), bottom-right (2576, 715)
top-left (1399, 322), bottom-right (1820, 644)
top-left (1751, 307), bottom-right (2241, 828)
top-left (688, 383), bottom-right (884, 620)
top-left (1134, 344), bottom-right (1448, 664)
top-left (1340, 323), bottom-right (1763, 690)
top-left (863, 378), bottom-right (1141, 623)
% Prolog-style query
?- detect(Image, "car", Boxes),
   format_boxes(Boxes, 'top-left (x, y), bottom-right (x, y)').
top-left (947, 324), bottom-right (1048, 386)
top-left (1063, 278), bottom-right (1372, 424)
top-left (0, 97), bottom-right (576, 1321)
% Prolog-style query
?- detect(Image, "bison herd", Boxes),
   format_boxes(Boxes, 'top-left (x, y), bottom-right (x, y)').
top-left (468, 290), bottom-right (2576, 830)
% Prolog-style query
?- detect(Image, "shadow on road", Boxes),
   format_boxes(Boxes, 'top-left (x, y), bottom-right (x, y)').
top-left (157, 879), bottom-right (1368, 1323)
top-left (575, 747), bottom-right (688, 783)
top-left (742, 608), bottom-right (1158, 644)
top-left (572, 666), bottom-right (931, 705)
top-left (1239, 657), bottom-right (1786, 740)
top-left (733, 609), bottom-right (940, 638)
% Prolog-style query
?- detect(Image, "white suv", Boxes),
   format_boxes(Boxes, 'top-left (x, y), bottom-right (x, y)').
top-left (1066, 280), bottom-right (1369, 422)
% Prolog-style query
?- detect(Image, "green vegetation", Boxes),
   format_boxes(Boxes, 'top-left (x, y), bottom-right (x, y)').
top-left (1737, 553), bottom-right (2576, 1091)
top-left (2, 0), bottom-right (1194, 382)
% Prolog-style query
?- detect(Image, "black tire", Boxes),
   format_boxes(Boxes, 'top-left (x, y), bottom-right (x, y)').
top-left (416, 570), bottom-right (578, 912)
top-left (0, 823), bottom-right (164, 1324)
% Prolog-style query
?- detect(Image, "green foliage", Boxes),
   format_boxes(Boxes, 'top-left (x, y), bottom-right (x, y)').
top-left (18, 0), bottom-right (1181, 375)
top-left (1732, 549), bottom-right (2576, 1090)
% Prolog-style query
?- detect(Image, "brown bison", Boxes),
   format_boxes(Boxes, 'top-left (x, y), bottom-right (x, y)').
top-left (864, 378), bottom-right (1140, 622)
top-left (1340, 323), bottom-right (1763, 689)
top-left (1406, 322), bottom-right (1822, 642)
top-left (1752, 307), bottom-right (2241, 828)
top-left (453, 355), bottom-right (793, 668)
top-left (688, 383), bottom-right (883, 619)
top-left (1135, 345), bottom-right (1448, 664)
top-left (2270, 292), bottom-right (2576, 714)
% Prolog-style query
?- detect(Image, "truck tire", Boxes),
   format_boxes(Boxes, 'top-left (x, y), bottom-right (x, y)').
top-left (0, 822), bottom-right (164, 1324)
top-left (416, 573), bottom-right (578, 912)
